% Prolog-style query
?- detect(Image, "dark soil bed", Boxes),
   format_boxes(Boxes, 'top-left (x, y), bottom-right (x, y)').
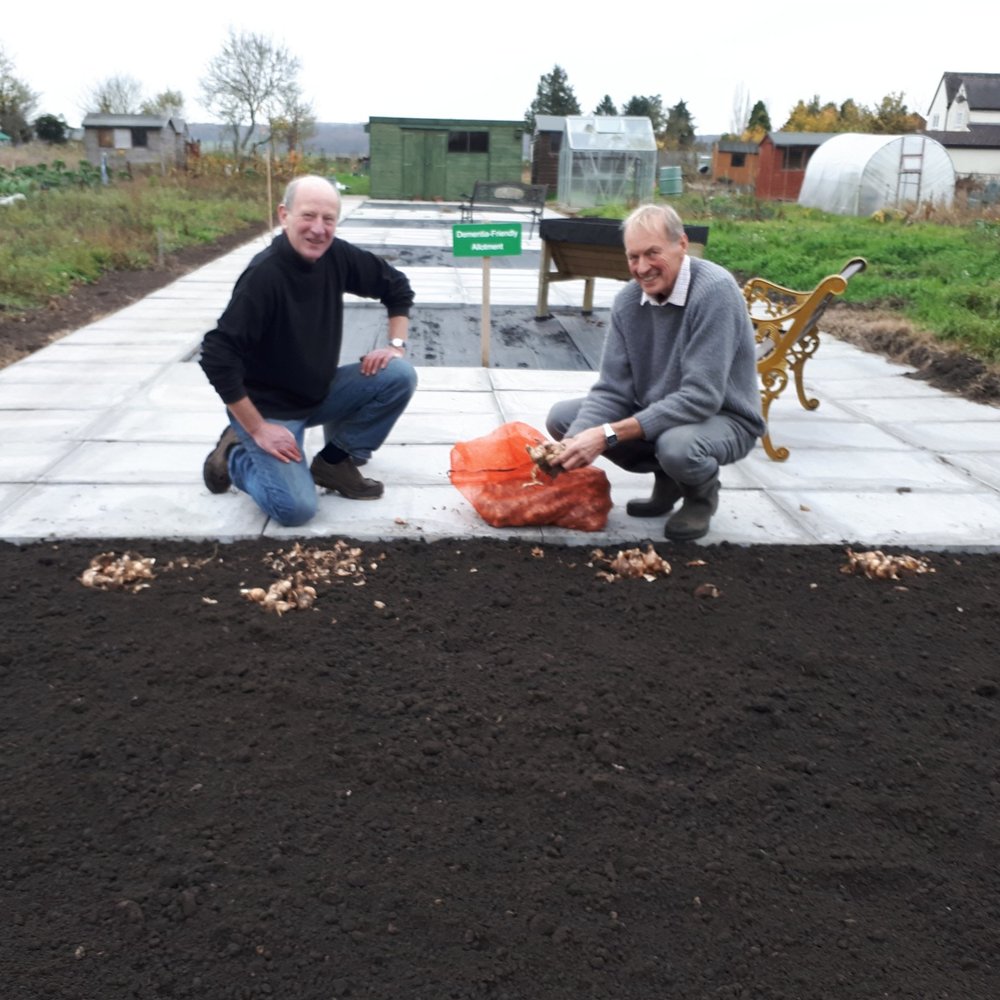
top-left (2, 537), bottom-right (999, 999)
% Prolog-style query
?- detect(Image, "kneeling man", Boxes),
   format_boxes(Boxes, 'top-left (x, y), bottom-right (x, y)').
top-left (547, 203), bottom-right (764, 541)
top-left (199, 175), bottom-right (417, 526)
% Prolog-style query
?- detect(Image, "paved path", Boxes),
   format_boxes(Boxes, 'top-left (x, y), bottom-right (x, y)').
top-left (2, 198), bottom-right (999, 549)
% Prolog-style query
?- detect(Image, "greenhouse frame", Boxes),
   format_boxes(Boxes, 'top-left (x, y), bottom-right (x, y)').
top-left (556, 116), bottom-right (658, 208)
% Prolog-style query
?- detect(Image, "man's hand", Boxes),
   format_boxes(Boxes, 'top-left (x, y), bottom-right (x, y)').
top-left (252, 422), bottom-right (302, 463)
top-left (360, 346), bottom-right (404, 376)
top-left (551, 426), bottom-right (607, 470)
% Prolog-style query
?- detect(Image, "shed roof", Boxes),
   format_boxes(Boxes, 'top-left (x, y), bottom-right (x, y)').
top-left (717, 140), bottom-right (759, 153)
top-left (82, 114), bottom-right (185, 130)
top-left (766, 131), bottom-right (838, 148)
top-left (534, 115), bottom-right (565, 133)
top-left (563, 116), bottom-right (656, 152)
top-left (368, 116), bottom-right (522, 129)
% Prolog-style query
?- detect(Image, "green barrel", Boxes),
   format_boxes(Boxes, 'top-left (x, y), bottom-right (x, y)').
top-left (658, 165), bottom-right (683, 196)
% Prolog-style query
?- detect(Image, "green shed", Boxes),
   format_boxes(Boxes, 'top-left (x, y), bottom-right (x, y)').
top-left (367, 117), bottom-right (524, 201)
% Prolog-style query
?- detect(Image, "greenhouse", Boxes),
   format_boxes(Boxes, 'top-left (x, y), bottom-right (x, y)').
top-left (556, 116), bottom-right (657, 209)
top-left (798, 133), bottom-right (955, 216)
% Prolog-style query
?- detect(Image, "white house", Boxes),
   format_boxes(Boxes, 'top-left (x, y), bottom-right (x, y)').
top-left (923, 72), bottom-right (1000, 183)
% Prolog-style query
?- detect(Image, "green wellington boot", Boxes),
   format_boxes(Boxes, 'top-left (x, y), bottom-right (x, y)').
top-left (625, 472), bottom-right (684, 518)
top-left (664, 474), bottom-right (720, 541)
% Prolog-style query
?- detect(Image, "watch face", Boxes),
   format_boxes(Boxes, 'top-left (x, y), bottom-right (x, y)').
top-left (390, 338), bottom-right (406, 349)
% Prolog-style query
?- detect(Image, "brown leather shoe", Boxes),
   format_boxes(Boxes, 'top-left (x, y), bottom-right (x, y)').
top-left (626, 472), bottom-right (684, 518)
top-left (203, 426), bottom-right (239, 494)
top-left (310, 455), bottom-right (384, 500)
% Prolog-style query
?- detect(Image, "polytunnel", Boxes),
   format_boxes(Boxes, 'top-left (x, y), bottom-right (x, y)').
top-left (798, 133), bottom-right (955, 216)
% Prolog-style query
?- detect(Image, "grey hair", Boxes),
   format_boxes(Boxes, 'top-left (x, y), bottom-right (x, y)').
top-left (282, 174), bottom-right (340, 211)
top-left (622, 203), bottom-right (685, 243)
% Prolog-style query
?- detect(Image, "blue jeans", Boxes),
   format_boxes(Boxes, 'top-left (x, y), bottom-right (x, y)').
top-left (546, 397), bottom-right (756, 487)
top-left (227, 360), bottom-right (417, 526)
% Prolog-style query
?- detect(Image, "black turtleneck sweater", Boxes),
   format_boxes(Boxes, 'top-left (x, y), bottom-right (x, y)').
top-left (199, 231), bottom-right (414, 418)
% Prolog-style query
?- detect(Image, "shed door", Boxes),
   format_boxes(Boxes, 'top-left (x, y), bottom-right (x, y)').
top-left (401, 130), bottom-right (447, 199)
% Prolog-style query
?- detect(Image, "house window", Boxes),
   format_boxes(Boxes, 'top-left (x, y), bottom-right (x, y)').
top-left (131, 128), bottom-right (148, 148)
top-left (730, 152), bottom-right (746, 167)
top-left (932, 114), bottom-right (940, 129)
top-left (448, 130), bottom-right (489, 153)
top-left (97, 128), bottom-right (114, 148)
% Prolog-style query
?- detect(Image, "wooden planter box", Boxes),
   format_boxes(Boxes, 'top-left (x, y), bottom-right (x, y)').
top-left (536, 217), bottom-right (709, 318)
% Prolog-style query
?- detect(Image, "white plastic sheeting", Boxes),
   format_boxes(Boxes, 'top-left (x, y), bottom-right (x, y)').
top-left (798, 134), bottom-right (955, 216)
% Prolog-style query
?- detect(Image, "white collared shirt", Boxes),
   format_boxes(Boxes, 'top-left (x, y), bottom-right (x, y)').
top-left (640, 253), bottom-right (691, 308)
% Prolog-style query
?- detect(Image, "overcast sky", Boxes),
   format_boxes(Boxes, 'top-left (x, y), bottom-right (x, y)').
top-left (4, 0), bottom-right (996, 135)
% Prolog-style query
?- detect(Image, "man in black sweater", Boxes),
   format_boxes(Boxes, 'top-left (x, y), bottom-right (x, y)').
top-left (199, 175), bottom-right (417, 526)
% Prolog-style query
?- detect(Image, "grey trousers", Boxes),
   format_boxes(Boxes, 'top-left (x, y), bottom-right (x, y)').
top-left (546, 398), bottom-right (757, 488)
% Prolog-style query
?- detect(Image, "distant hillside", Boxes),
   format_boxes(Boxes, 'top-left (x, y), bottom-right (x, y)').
top-left (187, 122), bottom-right (369, 157)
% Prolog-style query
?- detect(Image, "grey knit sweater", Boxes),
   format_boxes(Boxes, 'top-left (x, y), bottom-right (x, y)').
top-left (568, 256), bottom-right (766, 441)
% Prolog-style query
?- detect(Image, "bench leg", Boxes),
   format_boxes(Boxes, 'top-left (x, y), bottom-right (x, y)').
top-left (582, 278), bottom-right (595, 315)
top-left (790, 330), bottom-right (821, 412)
top-left (758, 367), bottom-right (791, 462)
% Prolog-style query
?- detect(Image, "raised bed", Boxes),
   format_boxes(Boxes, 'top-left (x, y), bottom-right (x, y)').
top-left (535, 217), bottom-right (709, 318)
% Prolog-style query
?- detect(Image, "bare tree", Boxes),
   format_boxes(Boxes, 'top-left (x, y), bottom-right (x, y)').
top-left (0, 46), bottom-right (39, 143)
top-left (269, 83), bottom-right (316, 155)
top-left (141, 89), bottom-right (186, 119)
top-left (83, 74), bottom-right (144, 114)
top-left (729, 83), bottom-right (750, 137)
top-left (201, 29), bottom-right (302, 159)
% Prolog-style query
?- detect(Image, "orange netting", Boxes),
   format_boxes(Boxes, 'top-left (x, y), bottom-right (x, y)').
top-left (449, 422), bottom-right (612, 532)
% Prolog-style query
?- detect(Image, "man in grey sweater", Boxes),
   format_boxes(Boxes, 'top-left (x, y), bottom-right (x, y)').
top-left (546, 204), bottom-right (765, 541)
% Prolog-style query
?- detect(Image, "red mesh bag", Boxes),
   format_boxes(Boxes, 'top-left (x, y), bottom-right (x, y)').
top-left (449, 422), bottom-right (612, 531)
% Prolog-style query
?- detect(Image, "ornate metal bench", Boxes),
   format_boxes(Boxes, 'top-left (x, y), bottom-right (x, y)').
top-left (459, 181), bottom-right (547, 238)
top-left (747, 258), bottom-right (868, 461)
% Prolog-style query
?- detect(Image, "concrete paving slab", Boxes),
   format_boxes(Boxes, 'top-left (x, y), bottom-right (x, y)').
top-left (1, 196), bottom-right (998, 550)
top-left (884, 420), bottom-right (1000, 451)
top-left (0, 361), bottom-right (164, 385)
top-left (0, 410), bottom-right (92, 442)
top-left (746, 418), bottom-right (913, 452)
top-left (0, 382), bottom-right (133, 410)
top-left (42, 441), bottom-right (207, 484)
top-left (801, 353), bottom-right (917, 379)
top-left (742, 447), bottom-right (978, 491)
top-left (91, 409), bottom-right (225, 443)
top-left (264, 484), bottom-right (547, 545)
top-left (768, 489), bottom-right (1000, 549)
top-left (0, 483), bottom-right (268, 542)
top-left (942, 453), bottom-right (1000, 490)
top-left (391, 409), bottom-right (503, 445)
top-left (1, 440), bottom-right (79, 481)
top-left (17, 341), bottom-right (193, 364)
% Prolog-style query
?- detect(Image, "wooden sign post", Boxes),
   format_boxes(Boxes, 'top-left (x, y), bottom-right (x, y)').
top-left (451, 222), bottom-right (523, 367)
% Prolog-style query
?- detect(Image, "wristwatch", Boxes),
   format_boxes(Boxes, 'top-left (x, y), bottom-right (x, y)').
top-left (389, 337), bottom-right (407, 352)
top-left (602, 423), bottom-right (618, 448)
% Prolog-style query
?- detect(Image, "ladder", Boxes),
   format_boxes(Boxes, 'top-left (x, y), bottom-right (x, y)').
top-left (896, 135), bottom-right (925, 206)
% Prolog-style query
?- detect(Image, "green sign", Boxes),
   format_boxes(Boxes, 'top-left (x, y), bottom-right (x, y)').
top-left (452, 222), bottom-right (522, 257)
